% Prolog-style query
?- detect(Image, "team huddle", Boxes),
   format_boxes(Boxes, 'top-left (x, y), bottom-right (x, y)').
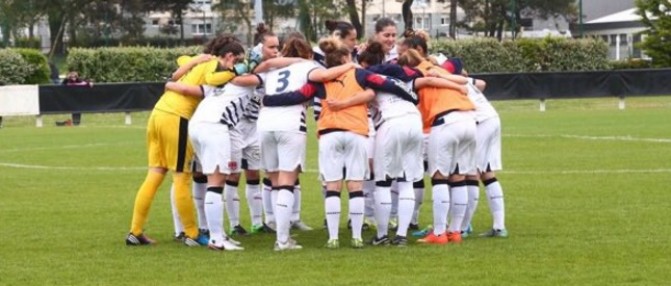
top-left (125, 18), bottom-right (507, 251)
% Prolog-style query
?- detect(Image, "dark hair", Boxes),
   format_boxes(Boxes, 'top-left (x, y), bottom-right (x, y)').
top-left (253, 23), bottom-right (276, 45)
top-left (375, 18), bottom-right (396, 33)
top-left (280, 31), bottom-right (306, 49)
top-left (282, 37), bottom-right (313, 59)
top-left (402, 36), bottom-right (428, 56)
top-left (319, 37), bottom-right (350, 67)
top-left (216, 41), bottom-right (245, 58)
top-left (325, 20), bottom-right (355, 39)
top-left (204, 33), bottom-right (241, 55)
top-left (357, 41), bottom-right (385, 66)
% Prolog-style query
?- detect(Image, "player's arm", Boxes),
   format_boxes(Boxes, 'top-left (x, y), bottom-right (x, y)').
top-left (308, 62), bottom-right (357, 82)
top-left (231, 74), bottom-right (262, 87)
top-left (368, 64), bottom-right (422, 82)
top-left (426, 68), bottom-right (469, 84)
top-left (253, 57), bottom-right (307, 73)
top-left (205, 60), bottom-right (248, 86)
top-left (414, 77), bottom-right (468, 94)
top-left (474, 78), bottom-right (486, 92)
top-left (165, 82), bottom-right (204, 98)
top-left (171, 54), bottom-right (213, 81)
top-left (325, 89), bottom-right (375, 111)
top-left (262, 82), bottom-right (325, 107)
top-left (355, 69), bottom-right (418, 104)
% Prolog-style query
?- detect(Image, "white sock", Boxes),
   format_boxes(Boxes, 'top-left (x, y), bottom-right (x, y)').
top-left (363, 180), bottom-right (376, 220)
top-left (324, 191), bottom-right (341, 240)
top-left (275, 187), bottom-right (295, 243)
top-left (204, 187), bottom-right (224, 245)
top-left (292, 183), bottom-right (301, 222)
top-left (192, 181), bottom-right (208, 230)
top-left (224, 182), bottom-right (240, 228)
top-left (349, 191), bottom-right (365, 240)
top-left (390, 181), bottom-right (399, 222)
top-left (432, 182), bottom-right (450, 235)
top-left (412, 181), bottom-right (424, 225)
top-left (462, 180), bottom-right (480, 231)
top-left (485, 178), bottom-right (506, 230)
top-left (270, 189), bottom-right (278, 224)
top-left (448, 182), bottom-right (468, 233)
top-left (246, 181), bottom-right (263, 226)
top-left (396, 181), bottom-right (415, 237)
top-left (262, 179), bottom-right (274, 225)
top-left (374, 184), bottom-right (392, 238)
top-left (170, 185), bottom-right (183, 236)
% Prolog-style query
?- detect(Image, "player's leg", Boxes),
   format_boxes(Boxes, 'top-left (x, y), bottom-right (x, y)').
top-left (446, 119), bottom-right (477, 244)
top-left (320, 132), bottom-right (346, 249)
top-left (344, 132), bottom-right (369, 249)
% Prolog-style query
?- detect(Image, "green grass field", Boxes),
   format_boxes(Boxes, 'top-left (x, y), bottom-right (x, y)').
top-left (1, 97), bottom-right (670, 285)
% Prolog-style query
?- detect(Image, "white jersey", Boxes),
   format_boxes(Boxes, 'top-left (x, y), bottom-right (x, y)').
top-left (257, 60), bottom-right (320, 133)
top-left (466, 78), bottom-right (498, 122)
top-left (385, 46), bottom-right (399, 63)
top-left (190, 84), bottom-right (253, 126)
top-left (370, 78), bottom-right (419, 129)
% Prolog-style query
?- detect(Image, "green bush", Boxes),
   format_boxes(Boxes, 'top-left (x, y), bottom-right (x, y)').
top-left (66, 46), bottom-right (203, 82)
top-left (432, 37), bottom-right (610, 73)
top-left (0, 49), bottom-right (33, 84)
top-left (610, 58), bottom-right (653, 70)
top-left (11, 48), bottom-right (50, 84)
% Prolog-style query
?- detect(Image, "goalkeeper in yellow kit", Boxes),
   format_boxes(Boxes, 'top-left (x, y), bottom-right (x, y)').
top-left (126, 34), bottom-right (247, 246)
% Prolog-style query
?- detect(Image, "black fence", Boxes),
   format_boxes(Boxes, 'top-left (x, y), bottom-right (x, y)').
top-left (36, 69), bottom-right (671, 114)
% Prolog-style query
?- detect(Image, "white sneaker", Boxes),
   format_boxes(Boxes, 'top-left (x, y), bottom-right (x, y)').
top-left (291, 220), bottom-right (313, 231)
top-left (224, 236), bottom-right (241, 246)
top-left (273, 238), bottom-right (303, 251)
top-left (208, 238), bottom-right (244, 251)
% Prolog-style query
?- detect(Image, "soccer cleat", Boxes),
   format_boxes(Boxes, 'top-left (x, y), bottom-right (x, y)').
top-left (408, 223), bottom-right (420, 231)
top-left (274, 238), bottom-right (303, 251)
top-left (250, 224), bottom-right (265, 234)
top-left (325, 239), bottom-right (340, 249)
top-left (184, 233), bottom-right (209, 247)
top-left (417, 231), bottom-right (448, 244)
top-left (479, 228), bottom-right (509, 238)
top-left (369, 235), bottom-right (390, 246)
top-left (173, 232), bottom-right (186, 242)
top-left (461, 224), bottom-right (473, 238)
top-left (199, 229), bottom-right (210, 240)
top-left (412, 226), bottom-right (433, 238)
top-left (125, 233), bottom-right (156, 246)
top-left (347, 219), bottom-right (372, 231)
top-left (389, 217), bottom-right (399, 231)
top-left (363, 217), bottom-right (377, 230)
top-left (391, 235), bottom-right (408, 247)
top-left (351, 238), bottom-right (364, 249)
top-left (229, 225), bottom-right (249, 236)
top-left (446, 231), bottom-right (462, 244)
top-left (291, 220), bottom-right (314, 231)
top-left (208, 238), bottom-right (244, 251)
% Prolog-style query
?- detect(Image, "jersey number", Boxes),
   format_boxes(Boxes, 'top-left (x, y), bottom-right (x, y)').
top-left (276, 70), bottom-right (291, 93)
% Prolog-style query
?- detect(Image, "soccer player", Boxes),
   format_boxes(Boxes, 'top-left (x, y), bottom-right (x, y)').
top-left (262, 37), bottom-right (418, 249)
top-left (125, 34), bottom-right (242, 246)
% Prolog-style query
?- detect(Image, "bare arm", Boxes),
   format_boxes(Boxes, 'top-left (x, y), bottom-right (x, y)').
top-left (325, 89), bottom-right (375, 111)
top-left (253, 57), bottom-right (306, 73)
top-left (171, 54), bottom-right (213, 81)
top-left (308, 62), bottom-right (357, 82)
top-left (475, 79), bottom-right (486, 92)
top-left (231, 74), bottom-right (261, 87)
top-left (414, 77), bottom-right (468, 95)
top-left (165, 82), bottom-right (203, 98)
top-left (426, 69), bottom-right (469, 84)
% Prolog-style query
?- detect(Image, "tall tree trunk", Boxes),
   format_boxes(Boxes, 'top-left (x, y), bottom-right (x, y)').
top-left (402, 0), bottom-right (414, 32)
top-left (49, 16), bottom-right (66, 61)
top-left (361, 0), bottom-right (366, 39)
top-left (449, 0), bottom-right (457, 38)
top-left (345, 0), bottom-right (363, 39)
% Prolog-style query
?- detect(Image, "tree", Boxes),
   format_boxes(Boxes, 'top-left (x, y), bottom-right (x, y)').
top-left (402, 0), bottom-right (414, 32)
top-left (296, 0), bottom-right (341, 42)
top-left (344, 0), bottom-right (363, 39)
top-left (143, 0), bottom-right (194, 44)
top-left (636, 0), bottom-right (671, 66)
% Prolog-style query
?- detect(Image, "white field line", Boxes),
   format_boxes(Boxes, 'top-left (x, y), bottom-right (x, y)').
top-left (1, 162), bottom-right (670, 175)
top-left (505, 134), bottom-right (671, 143)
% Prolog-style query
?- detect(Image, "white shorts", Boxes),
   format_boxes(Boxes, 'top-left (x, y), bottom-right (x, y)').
top-left (229, 118), bottom-right (261, 172)
top-left (475, 116), bottom-right (502, 172)
top-left (188, 122), bottom-right (231, 175)
top-left (260, 130), bottom-right (306, 172)
top-left (427, 112), bottom-right (477, 176)
top-left (319, 131), bottom-right (369, 182)
top-left (374, 114), bottom-right (424, 182)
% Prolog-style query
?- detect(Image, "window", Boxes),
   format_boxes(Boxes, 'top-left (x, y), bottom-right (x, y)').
top-left (193, 0), bottom-right (211, 4)
top-left (415, 16), bottom-right (429, 30)
top-left (152, 19), bottom-right (159, 26)
top-left (620, 33), bottom-right (628, 44)
top-left (610, 34), bottom-right (617, 46)
top-left (191, 23), bottom-right (212, 35)
top-left (440, 17), bottom-right (448, 26)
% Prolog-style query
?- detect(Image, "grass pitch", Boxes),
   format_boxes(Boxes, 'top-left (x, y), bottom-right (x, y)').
top-left (1, 96), bottom-right (670, 285)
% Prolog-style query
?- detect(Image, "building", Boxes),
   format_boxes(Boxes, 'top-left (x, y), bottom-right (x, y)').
top-left (362, 0), bottom-right (463, 39)
top-left (582, 8), bottom-right (648, 59)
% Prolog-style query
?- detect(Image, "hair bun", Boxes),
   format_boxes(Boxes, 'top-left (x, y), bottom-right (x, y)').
top-left (319, 38), bottom-right (339, 54)
top-left (325, 20), bottom-right (337, 32)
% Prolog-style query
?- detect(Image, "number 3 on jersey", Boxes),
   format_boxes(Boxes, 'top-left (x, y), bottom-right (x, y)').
top-left (276, 70), bottom-right (291, 93)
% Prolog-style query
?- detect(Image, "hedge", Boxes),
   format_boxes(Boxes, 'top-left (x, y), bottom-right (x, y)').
top-left (431, 37), bottom-right (611, 73)
top-left (66, 46), bottom-right (203, 82)
top-left (0, 49), bottom-right (33, 84)
top-left (12, 48), bottom-right (50, 84)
